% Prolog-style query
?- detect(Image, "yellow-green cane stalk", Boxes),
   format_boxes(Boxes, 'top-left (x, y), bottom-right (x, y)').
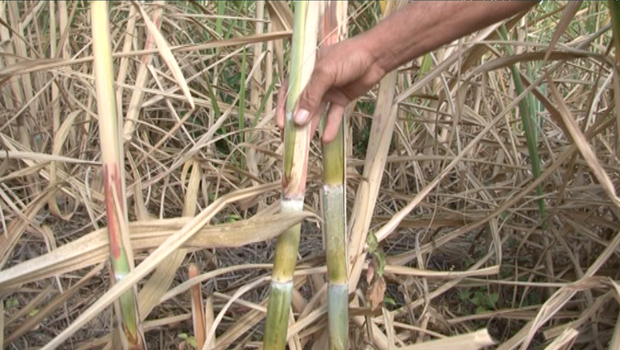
top-left (264, 2), bottom-right (319, 349)
top-left (319, 2), bottom-right (349, 349)
top-left (91, 2), bottom-right (144, 349)
top-left (323, 127), bottom-right (348, 350)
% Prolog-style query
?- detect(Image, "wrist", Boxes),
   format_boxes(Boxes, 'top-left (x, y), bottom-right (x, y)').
top-left (358, 1), bottom-right (537, 77)
top-left (359, 4), bottom-right (419, 75)
top-left (357, 25), bottom-right (398, 79)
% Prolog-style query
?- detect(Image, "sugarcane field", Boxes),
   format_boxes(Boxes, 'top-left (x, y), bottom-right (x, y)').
top-left (2, 1), bottom-right (620, 349)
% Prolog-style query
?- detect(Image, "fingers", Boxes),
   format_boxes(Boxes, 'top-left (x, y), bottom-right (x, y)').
top-left (276, 69), bottom-right (347, 144)
top-left (294, 65), bottom-right (333, 126)
top-left (275, 79), bottom-right (288, 129)
top-left (308, 100), bottom-right (327, 137)
top-left (321, 103), bottom-right (345, 143)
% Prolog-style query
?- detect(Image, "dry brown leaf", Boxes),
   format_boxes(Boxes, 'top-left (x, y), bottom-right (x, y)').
top-left (4, 263), bottom-right (105, 344)
top-left (137, 250), bottom-right (186, 319)
top-left (0, 186), bottom-right (59, 269)
top-left (41, 184), bottom-right (286, 349)
top-left (47, 110), bottom-right (81, 221)
top-left (400, 329), bottom-right (495, 350)
top-left (0, 150), bottom-right (98, 165)
top-left (0, 210), bottom-right (313, 289)
top-left (367, 275), bottom-right (386, 311)
top-left (204, 296), bottom-right (215, 350)
top-left (471, 51), bottom-right (605, 77)
top-left (189, 264), bottom-right (206, 350)
top-left (266, 1), bottom-right (294, 73)
top-left (0, 32), bottom-right (292, 78)
top-left (266, 1), bottom-right (293, 31)
top-left (544, 1), bottom-right (583, 63)
top-left (547, 76), bottom-right (620, 209)
top-left (131, 1), bottom-right (194, 109)
top-left (122, 1), bottom-right (165, 141)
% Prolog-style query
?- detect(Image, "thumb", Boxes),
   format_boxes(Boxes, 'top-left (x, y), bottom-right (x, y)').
top-left (294, 66), bottom-right (333, 126)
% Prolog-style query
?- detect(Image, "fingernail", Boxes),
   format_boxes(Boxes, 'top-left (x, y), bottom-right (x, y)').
top-left (294, 109), bottom-right (310, 124)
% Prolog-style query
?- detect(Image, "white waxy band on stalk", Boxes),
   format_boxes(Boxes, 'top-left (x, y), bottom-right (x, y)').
top-left (280, 198), bottom-right (304, 212)
top-left (322, 184), bottom-right (343, 194)
top-left (270, 280), bottom-right (293, 290)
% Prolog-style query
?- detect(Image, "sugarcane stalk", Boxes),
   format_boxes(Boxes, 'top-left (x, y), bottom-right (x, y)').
top-left (263, 2), bottom-right (319, 349)
top-left (91, 2), bottom-right (144, 349)
top-left (323, 126), bottom-right (348, 350)
top-left (319, 2), bottom-right (349, 349)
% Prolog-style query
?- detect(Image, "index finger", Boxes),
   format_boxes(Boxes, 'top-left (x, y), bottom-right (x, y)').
top-left (294, 64), bottom-right (334, 126)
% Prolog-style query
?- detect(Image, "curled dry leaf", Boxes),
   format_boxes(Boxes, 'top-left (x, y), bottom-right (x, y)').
top-left (367, 274), bottom-right (386, 311)
top-left (0, 211), bottom-right (314, 289)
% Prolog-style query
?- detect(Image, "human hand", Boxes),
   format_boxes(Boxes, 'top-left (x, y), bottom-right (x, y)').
top-left (275, 1), bottom-right (537, 144)
top-left (275, 35), bottom-right (387, 143)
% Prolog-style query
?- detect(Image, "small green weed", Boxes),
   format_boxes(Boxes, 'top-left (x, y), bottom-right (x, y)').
top-left (459, 288), bottom-right (499, 314)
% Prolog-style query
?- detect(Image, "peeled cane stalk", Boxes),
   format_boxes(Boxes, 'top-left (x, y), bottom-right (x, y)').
top-left (91, 2), bottom-right (144, 348)
top-left (263, 2), bottom-right (319, 349)
top-left (319, 2), bottom-right (349, 349)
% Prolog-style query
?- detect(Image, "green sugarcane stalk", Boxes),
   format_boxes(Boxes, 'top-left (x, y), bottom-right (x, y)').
top-left (323, 125), bottom-right (348, 350)
top-left (264, 2), bottom-right (319, 349)
top-left (319, 2), bottom-right (349, 349)
top-left (91, 2), bottom-right (144, 349)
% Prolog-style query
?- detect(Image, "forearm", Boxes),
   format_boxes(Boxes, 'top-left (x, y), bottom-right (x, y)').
top-left (365, 1), bottom-right (538, 73)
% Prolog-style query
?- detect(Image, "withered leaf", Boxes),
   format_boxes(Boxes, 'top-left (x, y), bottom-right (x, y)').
top-left (367, 275), bottom-right (386, 311)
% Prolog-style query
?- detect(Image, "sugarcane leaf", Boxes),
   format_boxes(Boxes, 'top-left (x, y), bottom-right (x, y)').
top-left (131, 1), bottom-right (195, 109)
top-left (0, 211), bottom-right (314, 290)
top-left (137, 250), bottom-right (186, 319)
top-left (4, 263), bottom-right (104, 344)
top-left (544, 1), bottom-right (582, 63)
top-left (547, 76), bottom-right (620, 208)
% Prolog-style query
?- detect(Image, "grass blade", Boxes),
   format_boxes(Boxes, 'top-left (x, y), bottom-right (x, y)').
top-left (131, 1), bottom-right (195, 110)
top-left (498, 24), bottom-right (546, 228)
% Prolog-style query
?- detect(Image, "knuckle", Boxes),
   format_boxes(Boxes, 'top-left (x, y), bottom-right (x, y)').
top-left (313, 64), bottom-right (332, 81)
top-left (300, 67), bottom-right (334, 108)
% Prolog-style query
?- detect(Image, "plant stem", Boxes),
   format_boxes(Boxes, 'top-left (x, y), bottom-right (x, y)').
top-left (264, 2), bottom-right (319, 349)
top-left (91, 2), bottom-right (143, 348)
top-left (319, 2), bottom-right (349, 349)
